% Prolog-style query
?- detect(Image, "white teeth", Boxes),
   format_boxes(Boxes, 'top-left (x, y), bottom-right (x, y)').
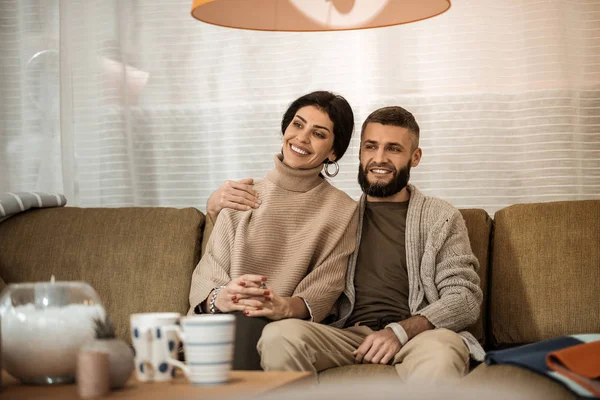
top-left (372, 169), bottom-right (390, 174)
top-left (291, 144), bottom-right (309, 155)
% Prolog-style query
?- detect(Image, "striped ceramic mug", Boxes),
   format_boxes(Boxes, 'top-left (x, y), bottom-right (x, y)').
top-left (161, 314), bottom-right (235, 385)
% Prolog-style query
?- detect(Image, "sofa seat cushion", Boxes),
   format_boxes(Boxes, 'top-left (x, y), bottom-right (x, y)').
top-left (463, 363), bottom-right (577, 400)
top-left (0, 207), bottom-right (205, 342)
top-left (490, 200), bottom-right (600, 347)
top-left (274, 377), bottom-right (547, 400)
top-left (318, 364), bottom-right (571, 399)
top-left (318, 364), bottom-right (396, 382)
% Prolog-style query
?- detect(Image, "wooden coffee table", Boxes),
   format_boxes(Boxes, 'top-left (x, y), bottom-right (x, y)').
top-left (1, 369), bottom-right (312, 399)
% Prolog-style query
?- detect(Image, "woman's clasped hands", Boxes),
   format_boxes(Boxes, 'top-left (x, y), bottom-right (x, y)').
top-left (214, 274), bottom-right (292, 320)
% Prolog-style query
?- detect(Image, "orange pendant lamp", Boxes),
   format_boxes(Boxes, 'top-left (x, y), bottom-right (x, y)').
top-left (191, 0), bottom-right (451, 32)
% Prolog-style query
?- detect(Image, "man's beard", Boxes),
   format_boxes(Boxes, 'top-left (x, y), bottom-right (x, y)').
top-left (358, 160), bottom-right (411, 198)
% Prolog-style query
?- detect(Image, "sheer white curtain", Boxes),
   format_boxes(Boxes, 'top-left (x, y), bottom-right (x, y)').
top-left (1, 0), bottom-right (599, 215)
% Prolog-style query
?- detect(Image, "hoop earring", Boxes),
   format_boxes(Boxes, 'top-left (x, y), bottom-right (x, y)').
top-left (324, 161), bottom-right (339, 178)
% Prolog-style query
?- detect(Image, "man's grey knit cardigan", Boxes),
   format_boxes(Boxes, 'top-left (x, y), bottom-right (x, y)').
top-left (331, 184), bottom-right (485, 361)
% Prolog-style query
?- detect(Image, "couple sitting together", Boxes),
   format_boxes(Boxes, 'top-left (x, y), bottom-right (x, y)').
top-left (187, 91), bottom-right (483, 383)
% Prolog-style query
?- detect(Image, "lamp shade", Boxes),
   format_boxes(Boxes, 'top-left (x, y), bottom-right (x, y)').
top-left (191, 0), bottom-right (451, 32)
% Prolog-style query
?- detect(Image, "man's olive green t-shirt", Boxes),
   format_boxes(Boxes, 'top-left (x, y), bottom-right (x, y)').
top-left (345, 200), bottom-right (411, 329)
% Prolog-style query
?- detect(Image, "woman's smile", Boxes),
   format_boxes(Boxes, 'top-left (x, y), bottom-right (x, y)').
top-left (290, 143), bottom-right (310, 156)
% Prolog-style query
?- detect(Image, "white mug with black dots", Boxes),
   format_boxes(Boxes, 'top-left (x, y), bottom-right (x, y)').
top-left (130, 313), bottom-right (181, 382)
top-left (161, 314), bottom-right (235, 385)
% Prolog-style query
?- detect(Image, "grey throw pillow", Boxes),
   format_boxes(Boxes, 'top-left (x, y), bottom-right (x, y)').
top-left (0, 192), bottom-right (67, 222)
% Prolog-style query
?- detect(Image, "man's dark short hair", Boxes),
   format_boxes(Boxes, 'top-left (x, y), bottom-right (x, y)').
top-left (360, 106), bottom-right (420, 150)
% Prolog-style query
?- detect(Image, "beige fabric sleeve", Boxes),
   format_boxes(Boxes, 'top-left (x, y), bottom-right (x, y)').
top-left (416, 210), bottom-right (483, 331)
top-left (292, 210), bottom-right (359, 323)
top-left (188, 211), bottom-right (233, 315)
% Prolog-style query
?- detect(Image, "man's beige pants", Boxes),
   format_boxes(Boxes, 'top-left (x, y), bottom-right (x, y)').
top-left (257, 319), bottom-right (470, 383)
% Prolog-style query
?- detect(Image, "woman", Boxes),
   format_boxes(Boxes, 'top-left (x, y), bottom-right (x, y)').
top-left (188, 91), bottom-right (358, 369)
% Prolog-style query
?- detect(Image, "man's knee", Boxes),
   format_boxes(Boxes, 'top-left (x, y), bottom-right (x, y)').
top-left (415, 329), bottom-right (466, 348)
top-left (404, 329), bottom-right (469, 365)
top-left (396, 329), bottom-right (470, 382)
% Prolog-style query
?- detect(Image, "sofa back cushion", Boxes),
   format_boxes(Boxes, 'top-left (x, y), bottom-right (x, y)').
top-left (490, 200), bottom-right (599, 348)
top-left (0, 207), bottom-right (204, 342)
top-left (459, 209), bottom-right (492, 348)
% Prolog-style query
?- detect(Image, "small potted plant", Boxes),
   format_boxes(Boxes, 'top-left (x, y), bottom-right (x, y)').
top-left (80, 315), bottom-right (134, 389)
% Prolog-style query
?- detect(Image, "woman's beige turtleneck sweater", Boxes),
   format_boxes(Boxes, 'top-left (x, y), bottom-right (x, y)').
top-left (189, 154), bottom-right (358, 322)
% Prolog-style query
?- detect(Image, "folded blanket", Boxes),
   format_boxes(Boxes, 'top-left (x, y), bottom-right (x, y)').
top-left (0, 192), bottom-right (67, 222)
top-left (486, 334), bottom-right (600, 399)
top-left (547, 340), bottom-right (600, 397)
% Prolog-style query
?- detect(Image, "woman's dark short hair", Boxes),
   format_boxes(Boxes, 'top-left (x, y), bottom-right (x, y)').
top-left (281, 91), bottom-right (354, 163)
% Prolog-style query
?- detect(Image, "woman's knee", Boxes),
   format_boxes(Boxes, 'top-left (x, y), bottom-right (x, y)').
top-left (258, 319), bottom-right (313, 351)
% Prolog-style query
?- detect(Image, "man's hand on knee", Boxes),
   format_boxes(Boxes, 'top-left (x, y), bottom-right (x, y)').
top-left (353, 329), bottom-right (401, 365)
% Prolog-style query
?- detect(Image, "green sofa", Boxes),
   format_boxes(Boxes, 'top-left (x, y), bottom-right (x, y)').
top-left (0, 200), bottom-right (598, 398)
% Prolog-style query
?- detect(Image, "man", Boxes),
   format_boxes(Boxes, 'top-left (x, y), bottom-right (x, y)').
top-left (204, 106), bottom-right (483, 382)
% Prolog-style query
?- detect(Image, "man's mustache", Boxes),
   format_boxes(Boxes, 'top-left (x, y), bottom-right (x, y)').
top-left (365, 162), bottom-right (397, 174)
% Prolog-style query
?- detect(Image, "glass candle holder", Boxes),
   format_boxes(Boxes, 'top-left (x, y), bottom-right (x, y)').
top-left (0, 278), bottom-right (105, 385)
